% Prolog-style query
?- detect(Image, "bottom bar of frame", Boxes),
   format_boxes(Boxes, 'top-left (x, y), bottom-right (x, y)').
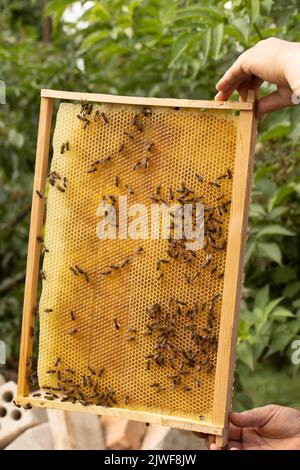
top-left (15, 396), bottom-right (223, 437)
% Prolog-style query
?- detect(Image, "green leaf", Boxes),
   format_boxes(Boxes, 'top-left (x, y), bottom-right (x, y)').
top-left (237, 341), bottom-right (255, 371)
top-left (8, 129), bottom-right (24, 149)
top-left (283, 282), bottom-right (300, 299)
top-left (293, 299), bottom-right (300, 308)
top-left (266, 328), bottom-right (295, 357)
top-left (245, 240), bottom-right (256, 265)
top-left (224, 25), bottom-right (246, 44)
top-left (259, 123), bottom-right (290, 142)
top-left (257, 242), bottom-right (282, 264)
top-left (267, 206), bottom-right (288, 219)
top-left (175, 5), bottom-right (226, 22)
top-left (264, 297), bottom-right (284, 317)
top-left (271, 267), bottom-right (298, 284)
top-left (268, 184), bottom-right (295, 210)
top-left (250, 0), bottom-right (261, 23)
top-left (231, 18), bottom-right (250, 43)
top-left (202, 29), bottom-right (211, 64)
top-left (80, 30), bottom-right (110, 52)
top-left (211, 23), bottom-right (224, 59)
top-left (256, 224), bottom-right (295, 238)
top-left (249, 203), bottom-right (266, 219)
top-left (254, 285), bottom-right (269, 309)
top-left (271, 308), bottom-right (294, 318)
top-left (169, 32), bottom-right (201, 68)
top-left (45, 0), bottom-right (71, 33)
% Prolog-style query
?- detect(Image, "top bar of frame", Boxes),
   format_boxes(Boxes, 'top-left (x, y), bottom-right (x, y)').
top-left (41, 89), bottom-right (254, 111)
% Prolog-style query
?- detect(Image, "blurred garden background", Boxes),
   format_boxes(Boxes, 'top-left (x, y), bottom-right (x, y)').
top-left (1, 0), bottom-right (300, 411)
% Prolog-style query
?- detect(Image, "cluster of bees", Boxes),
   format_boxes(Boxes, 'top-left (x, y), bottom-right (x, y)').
top-left (25, 101), bottom-right (233, 415)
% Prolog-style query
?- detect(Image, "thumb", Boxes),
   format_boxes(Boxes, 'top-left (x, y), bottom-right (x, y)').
top-left (230, 405), bottom-right (278, 428)
top-left (256, 88), bottom-right (293, 119)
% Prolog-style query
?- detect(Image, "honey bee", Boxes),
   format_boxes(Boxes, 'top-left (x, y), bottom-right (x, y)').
top-left (119, 258), bottom-right (130, 268)
top-left (36, 235), bottom-right (43, 243)
top-left (114, 318), bottom-right (121, 330)
top-left (125, 184), bottom-right (134, 195)
top-left (68, 327), bottom-right (78, 335)
top-left (101, 112), bottom-right (109, 124)
top-left (54, 357), bottom-right (61, 367)
top-left (118, 142), bottom-right (125, 153)
top-left (208, 181), bottom-right (221, 188)
top-left (227, 168), bottom-right (232, 179)
top-left (94, 110), bottom-right (100, 122)
top-left (65, 141), bottom-right (70, 151)
top-left (40, 270), bottom-right (46, 280)
top-left (36, 190), bottom-right (43, 199)
top-left (141, 106), bottom-right (152, 117)
top-left (88, 366), bottom-right (97, 375)
top-left (195, 173), bottom-right (204, 182)
top-left (100, 270), bottom-right (112, 275)
top-left (70, 310), bottom-right (75, 321)
top-left (123, 131), bottom-right (134, 140)
top-left (132, 115), bottom-right (143, 132)
top-left (156, 259), bottom-right (169, 270)
top-left (44, 308), bottom-right (53, 313)
top-left (212, 291), bottom-right (221, 302)
top-left (124, 395), bottom-right (129, 405)
top-left (87, 167), bottom-right (97, 174)
top-left (70, 266), bottom-right (78, 276)
top-left (211, 265), bottom-right (217, 274)
top-left (145, 142), bottom-right (154, 152)
top-left (86, 104), bottom-right (93, 115)
top-left (133, 160), bottom-right (142, 171)
top-left (60, 143), bottom-right (66, 154)
top-left (42, 244), bottom-right (49, 254)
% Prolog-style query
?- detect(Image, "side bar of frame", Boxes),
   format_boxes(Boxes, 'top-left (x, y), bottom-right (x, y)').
top-left (212, 91), bottom-right (257, 447)
top-left (17, 97), bottom-right (53, 398)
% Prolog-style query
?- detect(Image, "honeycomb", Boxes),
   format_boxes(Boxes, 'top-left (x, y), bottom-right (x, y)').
top-left (37, 101), bottom-right (238, 423)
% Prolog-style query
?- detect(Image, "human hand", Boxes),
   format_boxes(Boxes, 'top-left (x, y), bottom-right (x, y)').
top-left (215, 38), bottom-right (300, 118)
top-left (196, 405), bottom-right (300, 450)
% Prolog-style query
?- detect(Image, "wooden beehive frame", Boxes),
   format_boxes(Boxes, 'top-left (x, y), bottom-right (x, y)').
top-left (16, 89), bottom-right (257, 447)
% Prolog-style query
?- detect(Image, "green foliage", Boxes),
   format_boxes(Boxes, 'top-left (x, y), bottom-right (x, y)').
top-left (1, 0), bottom-right (300, 406)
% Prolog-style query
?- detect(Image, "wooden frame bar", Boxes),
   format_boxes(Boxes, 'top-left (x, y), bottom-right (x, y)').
top-left (17, 97), bottom-right (53, 398)
top-left (41, 88), bottom-right (253, 111)
top-left (16, 396), bottom-right (223, 435)
top-left (17, 89), bottom-right (257, 445)
top-left (212, 91), bottom-right (257, 446)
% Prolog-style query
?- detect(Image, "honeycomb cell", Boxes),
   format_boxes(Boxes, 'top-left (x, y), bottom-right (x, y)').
top-left (37, 102), bottom-right (238, 422)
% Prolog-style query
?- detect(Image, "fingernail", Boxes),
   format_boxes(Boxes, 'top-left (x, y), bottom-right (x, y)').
top-left (230, 447), bottom-right (239, 450)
